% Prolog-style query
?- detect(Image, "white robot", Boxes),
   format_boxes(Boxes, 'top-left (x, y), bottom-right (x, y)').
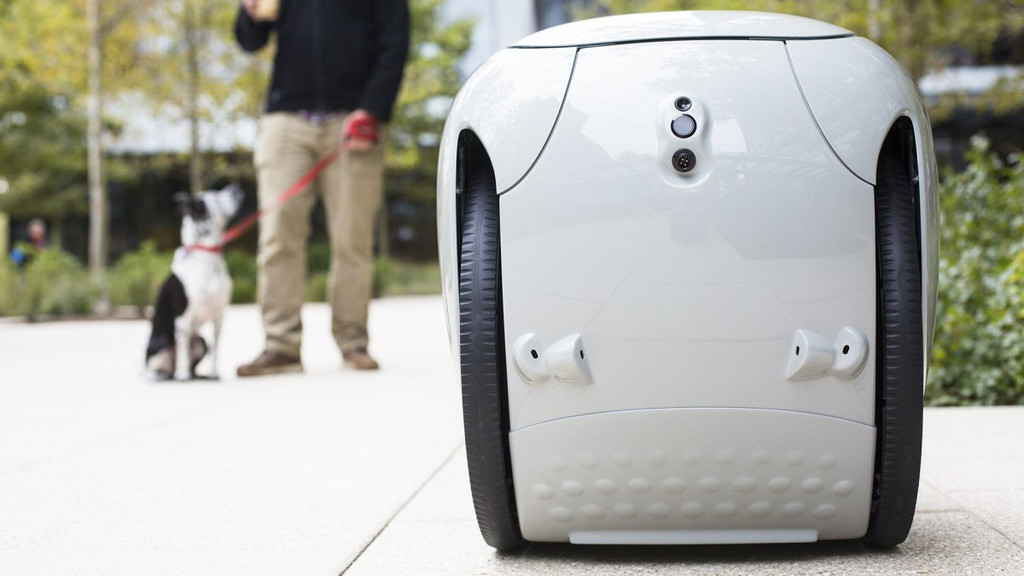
top-left (437, 11), bottom-right (937, 550)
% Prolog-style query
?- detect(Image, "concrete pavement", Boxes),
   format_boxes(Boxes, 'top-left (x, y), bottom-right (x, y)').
top-left (1, 296), bottom-right (1022, 575)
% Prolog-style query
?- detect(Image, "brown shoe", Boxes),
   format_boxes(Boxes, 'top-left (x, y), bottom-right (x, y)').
top-left (236, 350), bottom-right (303, 377)
top-left (343, 347), bottom-right (379, 371)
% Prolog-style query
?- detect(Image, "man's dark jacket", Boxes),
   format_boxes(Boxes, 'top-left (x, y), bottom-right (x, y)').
top-left (234, 0), bottom-right (409, 122)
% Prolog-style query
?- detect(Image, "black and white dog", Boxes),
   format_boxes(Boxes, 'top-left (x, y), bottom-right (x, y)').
top-left (146, 184), bottom-right (244, 381)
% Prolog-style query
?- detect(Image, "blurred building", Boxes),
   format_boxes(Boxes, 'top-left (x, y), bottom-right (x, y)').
top-left (920, 64), bottom-right (1024, 169)
top-left (443, 0), bottom-right (604, 73)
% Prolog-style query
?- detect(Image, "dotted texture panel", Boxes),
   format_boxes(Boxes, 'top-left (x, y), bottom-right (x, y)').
top-left (510, 408), bottom-right (875, 543)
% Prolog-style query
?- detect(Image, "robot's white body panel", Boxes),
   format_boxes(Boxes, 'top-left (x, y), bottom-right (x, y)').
top-left (787, 37), bottom-right (940, 357)
top-left (438, 11), bottom-right (937, 545)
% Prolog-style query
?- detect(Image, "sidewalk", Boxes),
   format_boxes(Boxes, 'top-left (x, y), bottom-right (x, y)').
top-left (1, 296), bottom-right (1022, 575)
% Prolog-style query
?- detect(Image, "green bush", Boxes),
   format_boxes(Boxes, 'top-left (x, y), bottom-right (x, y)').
top-left (928, 136), bottom-right (1024, 405)
top-left (304, 258), bottom-right (397, 301)
top-left (107, 241), bottom-right (173, 313)
top-left (225, 249), bottom-right (258, 303)
top-left (307, 242), bottom-right (331, 275)
top-left (381, 259), bottom-right (440, 296)
top-left (374, 256), bottom-right (393, 298)
top-left (105, 245), bottom-right (261, 306)
top-left (0, 243), bottom-right (426, 318)
top-left (0, 257), bottom-right (28, 316)
top-left (306, 271), bottom-right (328, 302)
top-left (22, 248), bottom-right (94, 318)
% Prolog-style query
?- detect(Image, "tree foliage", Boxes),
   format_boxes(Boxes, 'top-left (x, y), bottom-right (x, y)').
top-left (928, 137), bottom-right (1024, 405)
top-left (0, 0), bottom-right (153, 250)
top-left (0, 0), bottom-right (150, 96)
top-left (138, 0), bottom-right (271, 193)
top-left (140, 1), bottom-right (258, 114)
top-left (387, 0), bottom-right (473, 203)
top-left (0, 77), bottom-right (87, 222)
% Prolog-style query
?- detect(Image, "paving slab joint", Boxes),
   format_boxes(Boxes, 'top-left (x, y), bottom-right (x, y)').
top-left (339, 445), bottom-right (463, 575)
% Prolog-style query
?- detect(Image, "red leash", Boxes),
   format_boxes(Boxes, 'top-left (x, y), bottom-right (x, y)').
top-left (203, 146), bottom-right (342, 250)
top-left (185, 112), bottom-right (381, 253)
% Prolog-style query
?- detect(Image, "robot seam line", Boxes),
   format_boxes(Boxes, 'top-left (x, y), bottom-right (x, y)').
top-left (498, 48), bottom-right (581, 196)
top-left (784, 41), bottom-right (875, 188)
top-left (511, 406), bottom-right (873, 435)
top-left (510, 33), bottom-right (855, 50)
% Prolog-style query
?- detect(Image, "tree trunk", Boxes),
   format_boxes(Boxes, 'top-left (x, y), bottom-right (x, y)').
top-left (87, 0), bottom-right (108, 283)
top-left (186, 0), bottom-right (203, 195)
top-left (52, 218), bottom-right (64, 252)
top-left (0, 212), bottom-right (8, 260)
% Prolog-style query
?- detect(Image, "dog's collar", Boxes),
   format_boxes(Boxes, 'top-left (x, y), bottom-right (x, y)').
top-left (183, 244), bottom-right (223, 254)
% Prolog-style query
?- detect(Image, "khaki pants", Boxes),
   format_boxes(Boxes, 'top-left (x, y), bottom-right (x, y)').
top-left (254, 112), bottom-right (384, 357)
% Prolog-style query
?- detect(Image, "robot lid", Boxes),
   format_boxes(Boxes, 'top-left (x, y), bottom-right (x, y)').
top-left (514, 10), bottom-right (853, 48)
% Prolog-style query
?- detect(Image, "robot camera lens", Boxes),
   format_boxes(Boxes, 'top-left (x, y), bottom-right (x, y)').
top-left (672, 149), bottom-right (697, 173)
top-left (674, 97), bottom-right (692, 111)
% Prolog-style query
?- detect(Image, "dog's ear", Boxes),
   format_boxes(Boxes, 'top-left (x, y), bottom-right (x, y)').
top-left (173, 192), bottom-right (192, 215)
top-left (227, 182), bottom-right (245, 204)
top-left (173, 192), bottom-right (210, 219)
top-left (190, 195), bottom-right (209, 219)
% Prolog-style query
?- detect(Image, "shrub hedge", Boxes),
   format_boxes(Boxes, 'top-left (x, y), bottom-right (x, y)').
top-left (927, 137), bottom-right (1024, 405)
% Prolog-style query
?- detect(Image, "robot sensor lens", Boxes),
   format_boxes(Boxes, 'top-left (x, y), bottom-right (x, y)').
top-left (673, 149), bottom-right (697, 173)
top-left (675, 96), bottom-right (692, 111)
top-left (672, 114), bottom-right (697, 138)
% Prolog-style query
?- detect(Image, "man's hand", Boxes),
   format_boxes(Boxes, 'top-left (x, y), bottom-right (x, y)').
top-left (343, 109), bottom-right (378, 152)
top-left (242, 0), bottom-right (262, 21)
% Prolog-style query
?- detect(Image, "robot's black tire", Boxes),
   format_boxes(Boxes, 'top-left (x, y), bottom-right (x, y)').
top-left (458, 145), bottom-right (526, 551)
top-left (864, 121), bottom-right (924, 547)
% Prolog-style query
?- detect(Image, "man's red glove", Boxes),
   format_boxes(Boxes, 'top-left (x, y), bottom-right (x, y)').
top-left (345, 112), bottom-right (379, 144)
